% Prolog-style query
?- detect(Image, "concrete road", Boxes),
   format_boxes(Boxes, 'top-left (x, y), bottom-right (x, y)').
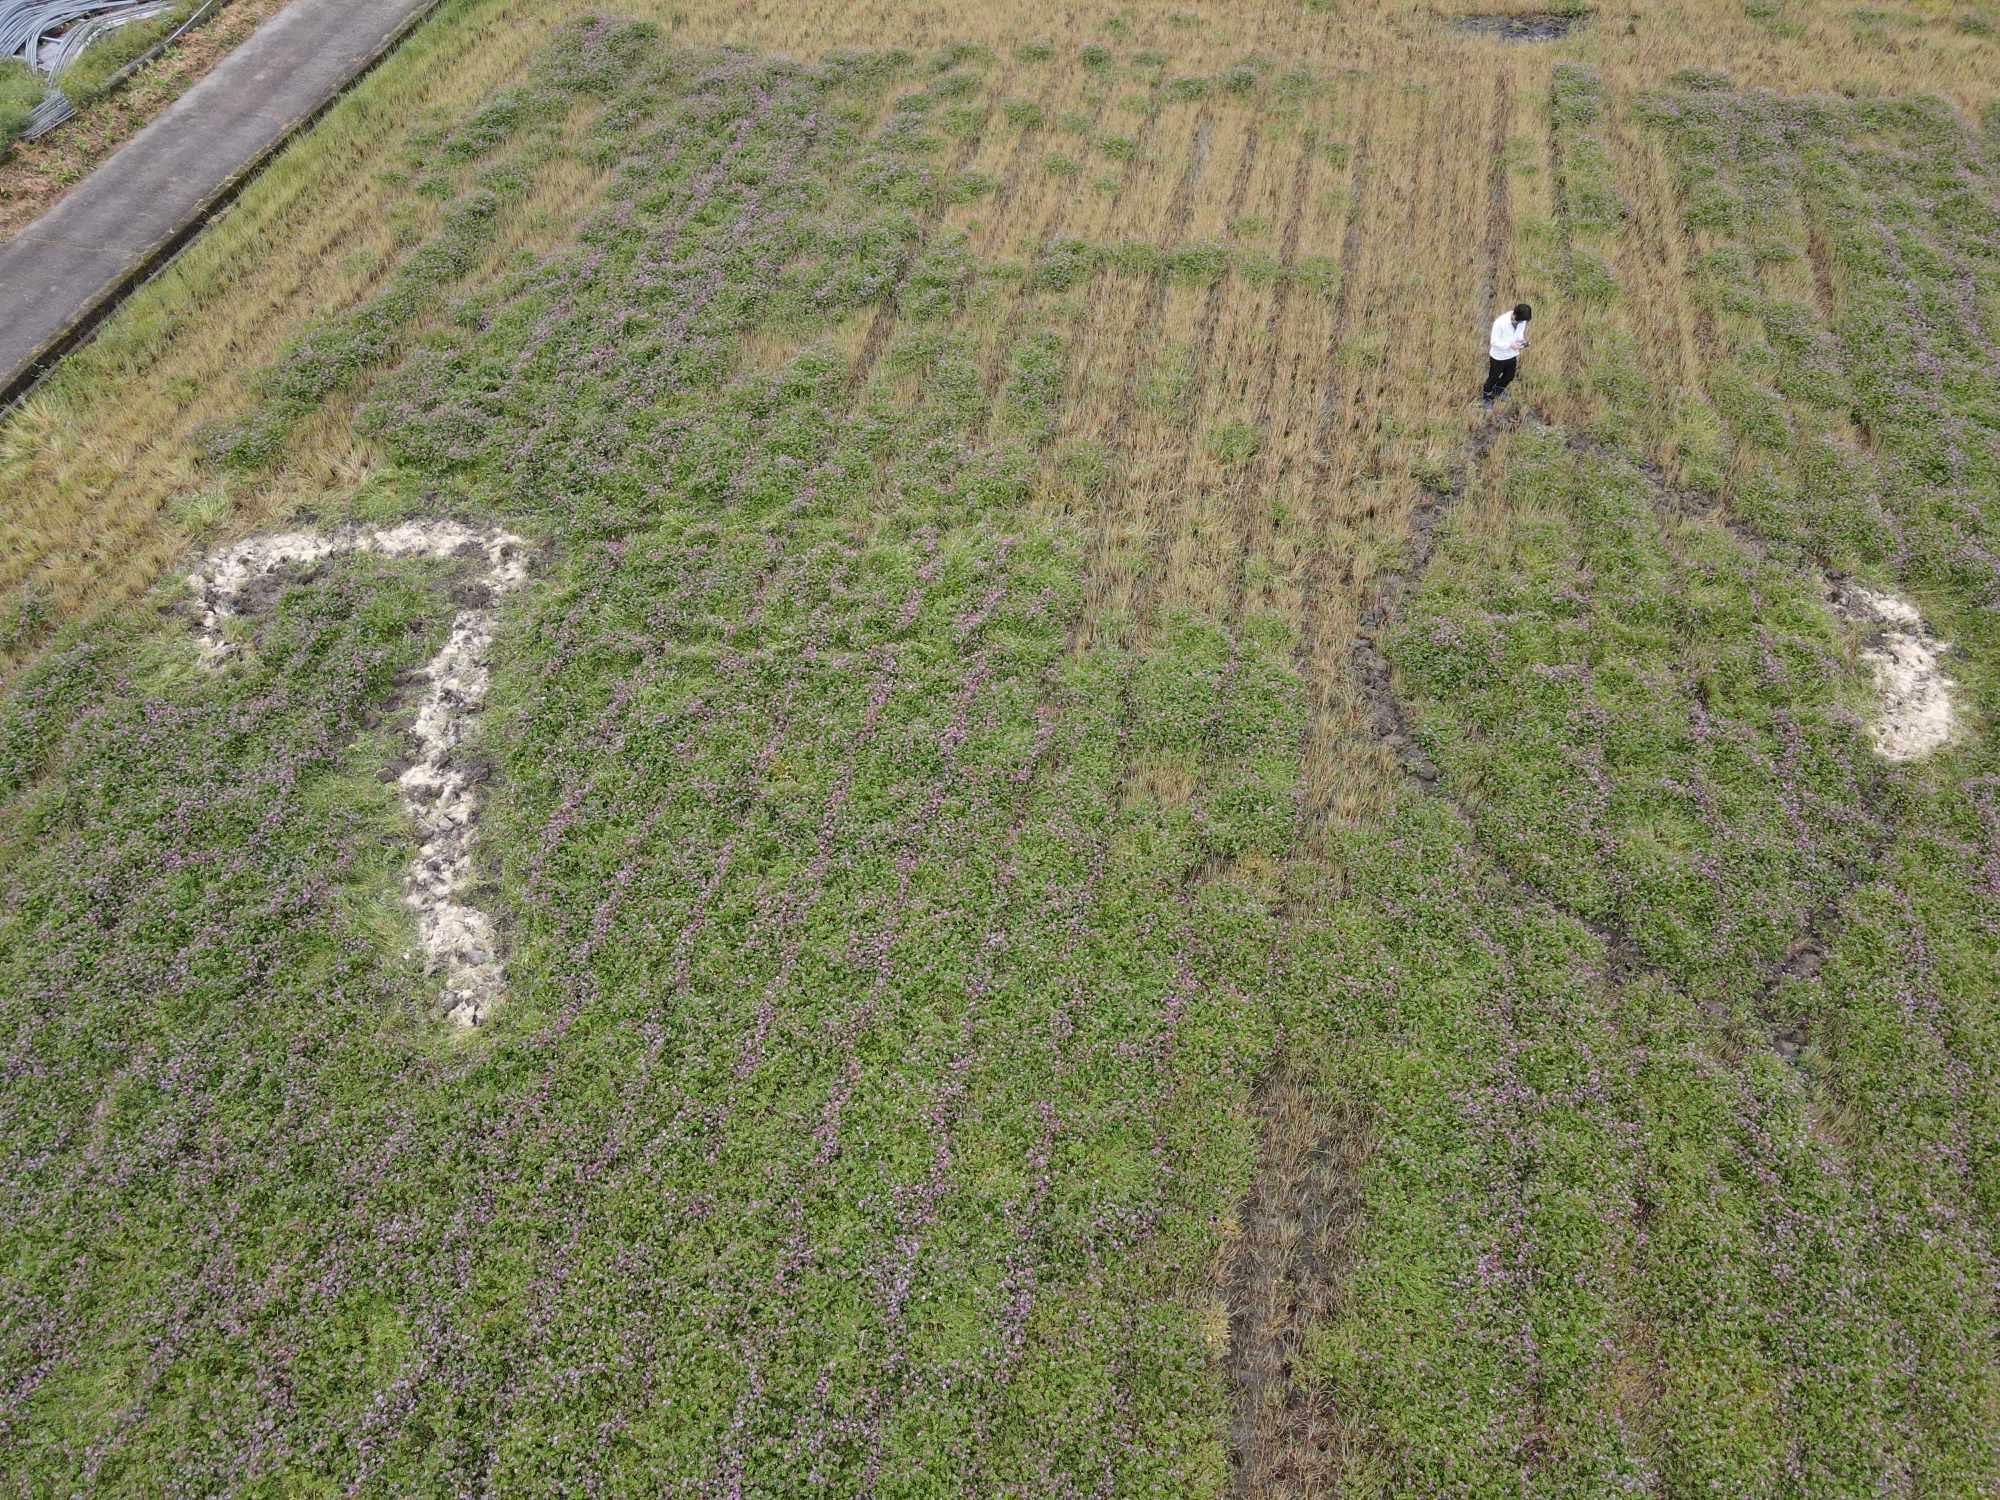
top-left (0, 0), bottom-right (438, 405)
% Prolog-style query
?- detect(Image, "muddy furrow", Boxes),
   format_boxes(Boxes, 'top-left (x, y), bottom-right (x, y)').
top-left (1231, 74), bottom-right (1525, 1487)
top-left (1226, 1073), bottom-right (1369, 1498)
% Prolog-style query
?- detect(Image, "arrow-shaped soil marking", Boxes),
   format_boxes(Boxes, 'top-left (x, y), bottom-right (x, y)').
top-left (190, 521), bottom-right (532, 1025)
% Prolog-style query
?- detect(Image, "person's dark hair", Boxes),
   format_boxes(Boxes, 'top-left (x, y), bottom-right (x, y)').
top-left (1514, 302), bottom-right (1532, 321)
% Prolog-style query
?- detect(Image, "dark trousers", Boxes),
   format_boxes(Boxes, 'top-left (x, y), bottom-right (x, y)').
top-left (1481, 355), bottom-right (1518, 401)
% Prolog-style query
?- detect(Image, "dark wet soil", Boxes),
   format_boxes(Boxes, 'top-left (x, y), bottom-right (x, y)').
top-left (1451, 10), bottom-right (1590, 40)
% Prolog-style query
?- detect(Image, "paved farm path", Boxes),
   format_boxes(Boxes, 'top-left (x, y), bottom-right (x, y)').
top-left (0, 0), bottom-right (438, 405)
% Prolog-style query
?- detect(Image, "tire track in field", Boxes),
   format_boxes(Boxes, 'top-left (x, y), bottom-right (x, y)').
top-left (1358, 387), bottom-right (1982, 1475)
top-left (1073, 103), bottom-right (1213, 639)
top-left (1225, 1071), bottom-right (1369, 1498)
top-left (1329, 85), bottom-right (1634, 1455)
top-left (1559, 430), bottom-right (1911, 1068)
top-left (1089, 118), bottom-right (1316, 1482)
top-left (981, 86), bottom-right (1115, 402)
top-left (1219, 77), bottom-right (1379, 1494)
top-left (1227, 74), bottom-right (1388, 1494)
top-left (1345, 440), bottom-right (1932, 1490)
top-left (849, 65), bottom-right (1016, 398)
top-left (1234, 75), bottom-right (1497, 1497)
top-left (1453, 82), bottom-right (1907, 1077)
top-left (1287, 75), bottom-right (1988, 1490)
top-left (1030, 87), bottom-right (1175, 431)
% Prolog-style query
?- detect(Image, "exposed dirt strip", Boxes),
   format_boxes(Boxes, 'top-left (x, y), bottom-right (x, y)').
top-left (1226, 1072), bottom-right (1369, 1497)
top-left (1220, 82), bottom-right (1379, 1496)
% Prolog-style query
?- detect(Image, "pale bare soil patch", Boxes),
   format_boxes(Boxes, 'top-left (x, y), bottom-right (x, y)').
top-left (1832, 583), bottom-right (1959, 763)
top-left (189, 520), bottom-right (532, 1023)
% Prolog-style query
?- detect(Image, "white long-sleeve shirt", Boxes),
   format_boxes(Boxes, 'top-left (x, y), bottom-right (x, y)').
top-left (1489, 310), bottom-right (1528, 361)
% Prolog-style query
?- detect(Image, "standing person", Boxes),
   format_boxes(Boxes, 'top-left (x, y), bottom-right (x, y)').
top-left (1481, 302), bottom-right (1531, 405)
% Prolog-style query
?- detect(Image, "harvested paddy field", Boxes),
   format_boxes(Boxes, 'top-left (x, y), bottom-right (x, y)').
top-left (2, 0), bottom-right (1998, 1491)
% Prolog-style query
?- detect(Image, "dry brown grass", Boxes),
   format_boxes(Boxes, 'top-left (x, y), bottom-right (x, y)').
top-left (6, 0), bottom-right (1993, 681)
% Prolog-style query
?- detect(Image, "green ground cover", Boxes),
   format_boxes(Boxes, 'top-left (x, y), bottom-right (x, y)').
top-left (2, 13), bottom-right (1998, 1494)
top-left (1, 27), bottom-right (1301, 1489)
top-left (0, 58), bottom-right (40, 157)
top-left (1355, 69), bottom-right (2000, 1491)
